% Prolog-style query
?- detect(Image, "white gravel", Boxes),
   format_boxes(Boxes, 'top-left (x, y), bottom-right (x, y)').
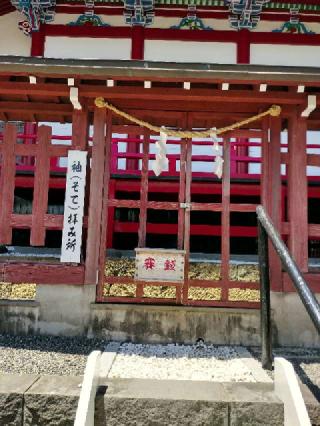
top-left (108, 343), bottom-right (257, 382)
top-left (0, 335), bottom-right (106, 376)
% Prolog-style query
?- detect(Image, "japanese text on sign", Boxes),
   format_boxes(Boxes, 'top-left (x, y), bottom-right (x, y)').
top-left (135, 248), bottom-right (185, 282)
top-left (61, 151), bottom-right (87, 263)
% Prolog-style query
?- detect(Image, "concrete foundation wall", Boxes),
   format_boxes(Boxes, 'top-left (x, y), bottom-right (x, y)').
top-left (0, 300), bottom-right (39, 335)
top-left (89, 303), bottom-right (261, 345)
top-left (271, 292), bottom-right (320, 348)
top-left (36, 284), bottom-right (96, 336)
top-left (0, 285), bottom-right (319, 347)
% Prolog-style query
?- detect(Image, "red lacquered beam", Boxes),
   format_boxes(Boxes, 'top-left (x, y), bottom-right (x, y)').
top-left (188, 279), bottom-right (260, 290)
top-left (187, 300), bottom-right (260, 309)
top-left (2, 263), bottom-right (84, 285)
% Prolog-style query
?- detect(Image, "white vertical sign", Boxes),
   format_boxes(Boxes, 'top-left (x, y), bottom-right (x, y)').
top-left (61, 150), bottom-right (87, 263)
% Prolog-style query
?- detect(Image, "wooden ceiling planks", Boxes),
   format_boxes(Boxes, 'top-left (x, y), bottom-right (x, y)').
top-left (0, 58), bottom-right (319, 125)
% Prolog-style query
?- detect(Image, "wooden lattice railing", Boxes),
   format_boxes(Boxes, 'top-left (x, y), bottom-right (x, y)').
top-left (0, 122), bottom-right (87, 284)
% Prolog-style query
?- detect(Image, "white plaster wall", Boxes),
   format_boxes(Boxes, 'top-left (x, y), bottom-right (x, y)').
top-left (0, 12), bottom-right (31, 56)
top-left (44, 36), bottom-right (131, 60)
top-left (250, 44), bottom-right (320, 67)
top-left (144, 40), bottom-right (236, 64)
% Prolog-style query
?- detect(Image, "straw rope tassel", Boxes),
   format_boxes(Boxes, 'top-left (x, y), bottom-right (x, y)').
top-left (152, 129), bottom-right (168, 176)
top-left (210, 128), bottom-right (224, 179)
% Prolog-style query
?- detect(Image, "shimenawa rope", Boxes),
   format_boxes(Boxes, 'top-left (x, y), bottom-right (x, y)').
top-left (94, 97), bottom-right (281, 138)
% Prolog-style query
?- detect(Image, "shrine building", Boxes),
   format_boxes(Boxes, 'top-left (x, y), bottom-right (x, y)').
top-left (0, 0), bottom-right (320, 346)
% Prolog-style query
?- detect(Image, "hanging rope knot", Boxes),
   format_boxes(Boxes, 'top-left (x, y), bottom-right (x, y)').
top-left (210, 127), bottom-right (218, 140)
top-left (160, 126), bottom-right (168, 137)
top-left (153, 127), bottom-right (169, 176)
top-left (270, 105), bottom-right (282, 117)
top-left (95, 97), bottom-right (107, 108)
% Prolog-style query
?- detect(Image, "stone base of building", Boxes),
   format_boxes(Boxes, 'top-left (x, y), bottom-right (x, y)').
top-left (0, 285), bottom-right (319, 347)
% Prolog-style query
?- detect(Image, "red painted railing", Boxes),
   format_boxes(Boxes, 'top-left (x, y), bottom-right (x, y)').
top-left (1, 131), bottom-right (319, 181)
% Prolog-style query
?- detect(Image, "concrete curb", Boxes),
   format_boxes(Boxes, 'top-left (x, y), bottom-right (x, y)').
top-left (74, 351), bottom-right (101, 426)
top-left (274, 357), bottom-right (311, 426)
top-left (100, 342), bottom-right (120, 379)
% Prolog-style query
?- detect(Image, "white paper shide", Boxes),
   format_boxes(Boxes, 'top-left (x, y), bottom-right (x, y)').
top-left (61, 150), bottom-right (87, 263)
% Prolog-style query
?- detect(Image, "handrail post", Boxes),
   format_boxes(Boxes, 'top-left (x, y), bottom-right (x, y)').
top-left (257, 205), bottom-right (320, 334)
top-left (258, 220), bottom-right (272, 370)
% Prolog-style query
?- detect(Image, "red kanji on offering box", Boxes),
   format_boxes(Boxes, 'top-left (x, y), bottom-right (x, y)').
top-left (164, 259), bottom-right (176, 271)
top-left (144, 257), bottom-right (156, 270)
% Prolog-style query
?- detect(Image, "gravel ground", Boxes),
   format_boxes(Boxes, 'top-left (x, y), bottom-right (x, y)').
top-left (274, 348), bottom-right (320, 402)
top-left (0, 337), bottom-right (258, 382)
top-left (249, 346), bottom-right (320, 401)
top-left (0, 335), bottom-right (106, 376)
top-left (108, 343), bottom-right (257, 382)
top-left (1, 333), bottom-right (318, 393)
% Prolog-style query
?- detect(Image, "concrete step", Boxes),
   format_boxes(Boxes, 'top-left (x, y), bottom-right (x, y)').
top-left (0, 374), bottom-right (81, 426)
top-left (95, 379), bottom-right (284, 426)
top-left (0, 373), bottom-right (284, 425)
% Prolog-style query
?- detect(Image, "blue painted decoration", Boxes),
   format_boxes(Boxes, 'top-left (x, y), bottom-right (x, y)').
top-left (11, 0), bottom-right (56, 32)
top-left (68, 13), bottom-right (110, 27)
top-left (273, 8), bottom-right (315, 34)
top-left (171, 5), bottom-right (213, 30)
top-left (224, 0), bottom-right (269, 30)
top-left (124, 0), bottom-right (154, 26)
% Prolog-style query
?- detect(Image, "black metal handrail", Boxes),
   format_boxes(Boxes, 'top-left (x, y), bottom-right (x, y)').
top-left (256, 205), bottom-right (320, 370)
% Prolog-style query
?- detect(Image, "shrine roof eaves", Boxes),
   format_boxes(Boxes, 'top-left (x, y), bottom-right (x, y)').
top-left (1, 56), bottom-right (320, 86)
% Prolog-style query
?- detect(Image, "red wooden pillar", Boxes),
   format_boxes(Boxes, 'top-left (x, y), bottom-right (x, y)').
top-left (85, 107), bottom-right (108, 284)
top-left (221, 136), bottom-right (231, 302)
top-left (269, 117), bottom-right (282, 290)
top-left (178, 140), bottom-right (187, 251)
top-left (97, 111), bottom-right (113, 300)
top-left (30, 126), bottom-right (51, 246)
top-left (131, 26), bottom-right (144, 60)
top-left (261, 118), bottom-right (269, 209)
top-left (106, 180), bottom-right (115, 248)
top-left (138, 132), bottom-right (149, 248)
top-left (0, 124), bottom-right (17, 244)
top-left (236, 138), bottom-right (248, 175)
top-left (237, 29), bottom-right (250, 64)
top-left (182, 137), bottom-right (192, 304)
top-left (126, 134), bottom-right (140, 171)
top-left (262, 116), bottom-right (282, 291)
top-left (72, 108), bottom-right (89, 151)
top-left (178, 114), bottom-right (188, 252)
top-left (31, 24), bottom-right (45, 57)
top-left (287, 112), bottom-right (308, 272)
